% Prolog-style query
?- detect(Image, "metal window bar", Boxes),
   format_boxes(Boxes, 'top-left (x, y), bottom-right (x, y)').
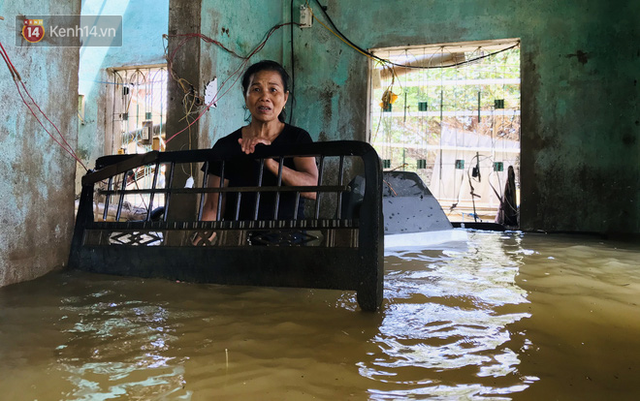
top-left (253, 159), bottom-right (265, 220)
top-left (234, 191), bottom-right (242, 221)
top-left (335, 155), bottom-right (345, 219)
top-left (76, 144), bottom-right (380, 226)
top-left (145, 162), bottom-right (160, 221)
top-left (273, 157), bottom-right (284, 220)
top-left (293, 192), bottom-right (301, 221)
top-left (103, 177), bottom-right (113, 221)
top-left (216, 161), bottom-right (225, 221)
top-left (109, 66), bottom-right (167, 155)
top-left (100, 184), bottom-right (349, 198)
top-left (162, 162), bottom-right (175, 222)
top-left (197, 161), bottom-right (209, 221)
top-left (81, 145), bottom-right (377, 226)
top-left (115, 171), bottom-right (128, 221)
top-left (314, 155), bottom-right (325, 219)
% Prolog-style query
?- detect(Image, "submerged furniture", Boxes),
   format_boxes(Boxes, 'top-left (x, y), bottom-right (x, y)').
top-left (68, 141), bottom-right (383, 311)
top-left (383, 171), bottom-right (467, 249)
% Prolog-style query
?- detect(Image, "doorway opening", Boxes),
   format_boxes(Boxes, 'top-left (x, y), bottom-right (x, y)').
top-left (369, 39), bottom-right (521, 226)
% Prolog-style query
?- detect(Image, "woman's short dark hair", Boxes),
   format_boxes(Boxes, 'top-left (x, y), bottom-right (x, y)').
top-left (241, 60), bottom-right (291, 122)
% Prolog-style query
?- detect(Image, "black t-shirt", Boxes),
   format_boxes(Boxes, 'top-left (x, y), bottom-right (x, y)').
top-left (206, 124), bottom-right (313, 221)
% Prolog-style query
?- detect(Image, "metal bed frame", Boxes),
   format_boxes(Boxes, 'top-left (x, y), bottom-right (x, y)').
top-left (68, 141), bottom-right (383, 311)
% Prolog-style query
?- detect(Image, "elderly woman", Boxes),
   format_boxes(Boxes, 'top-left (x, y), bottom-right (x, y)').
top-left (201, 60), bottom-right (319, 226)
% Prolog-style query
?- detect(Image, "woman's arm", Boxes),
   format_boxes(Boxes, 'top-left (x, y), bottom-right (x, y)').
top-left (264, 156), bottom-right (319, 199)
top-left (193, 174), bottom-right (229, 245)
top-left (201, 174), bottom-right (229, 220)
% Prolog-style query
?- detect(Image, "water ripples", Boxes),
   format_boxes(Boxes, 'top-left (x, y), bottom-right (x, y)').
top-left (1, 231), bottom-right (639, 399)
top-left (360, 232), bottom-right (533, 399)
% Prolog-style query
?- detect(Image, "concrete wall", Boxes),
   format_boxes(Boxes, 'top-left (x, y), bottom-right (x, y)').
top-left (197, 0), bottom-right (286, 148)
top-left (1, 0), bottom-right (636, 288)
top-left (290, 0), bottom-right (639, 235)
top-left (0, 0), bottom-right (81, 286)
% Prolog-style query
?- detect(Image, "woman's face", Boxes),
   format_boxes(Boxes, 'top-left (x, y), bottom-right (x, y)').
top-left (245, 69), bottom-right (289, 124)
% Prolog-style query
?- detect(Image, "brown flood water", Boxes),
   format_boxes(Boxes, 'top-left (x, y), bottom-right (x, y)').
top-left (0, 230), bottom-right (639, 400)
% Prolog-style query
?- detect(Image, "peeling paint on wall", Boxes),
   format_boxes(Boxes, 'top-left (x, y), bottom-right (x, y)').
top-left (289, 0), bottom-right (639, 235)
top-left (199, 0), bottom-right (285, 146)
top-left (0, 0), bottom-right (81, 287)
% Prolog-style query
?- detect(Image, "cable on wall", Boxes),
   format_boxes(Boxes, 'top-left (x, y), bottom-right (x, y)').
top-left (311, 0), bottom-right (519, 70)
top-left (0, 39), bottom-right (88, 171)
top-left (164, 22), bottom-right (299, 144)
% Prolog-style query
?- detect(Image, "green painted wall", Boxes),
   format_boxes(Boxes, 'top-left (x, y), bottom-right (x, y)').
top-left (3, 0), bottom-right (634, 289)
top-left (0, 0), bottom-right (81, 286)
top-left (288, 0), bottom-right (639, 235)
top-left (198, 0), bottom-right (286, 148)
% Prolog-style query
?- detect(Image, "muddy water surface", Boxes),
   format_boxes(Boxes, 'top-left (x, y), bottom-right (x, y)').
top-left (0, 231), bottom-right (638, 400)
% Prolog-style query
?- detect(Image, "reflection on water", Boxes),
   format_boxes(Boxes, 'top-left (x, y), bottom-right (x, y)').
top-left (366, 234), bottom-right (533, 400)
top-left (57, 296), bottom-right (188, 400)
top-left (0, 231), bottom-right (639, 400)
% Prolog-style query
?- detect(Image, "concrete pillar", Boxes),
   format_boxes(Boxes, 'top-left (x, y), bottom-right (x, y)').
top-left (165, 0), bottom-right (202, 225)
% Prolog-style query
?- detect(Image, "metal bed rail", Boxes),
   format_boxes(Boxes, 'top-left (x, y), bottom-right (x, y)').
top-left (68, 141), bottom-right (383, 311)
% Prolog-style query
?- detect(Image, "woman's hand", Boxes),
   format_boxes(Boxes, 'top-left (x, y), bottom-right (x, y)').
top-left (238, 136), bottom-right (271, 154)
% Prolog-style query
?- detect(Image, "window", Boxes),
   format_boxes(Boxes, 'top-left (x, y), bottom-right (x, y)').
top-left (104, 65), bottom-right (168, 211)
top-left (106, 65), bottom-right (168, 155)
top-left (369, 39), bottom-right (520, 223)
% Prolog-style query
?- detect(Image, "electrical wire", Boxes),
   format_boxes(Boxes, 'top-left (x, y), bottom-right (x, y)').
top-left (165, 58), bottom-right (248, 144)
top-left (335, 17), bottom-right (518, 222)
top-left (312, 0), bottom-right (378, 61)
top-left (0, 40), bottom-right (88, 171)
top-left (165, 22), bottom-right (298, 144)
top-left (311, 0), bottom-right (519, 70)
top-left (163, 23), bottom-right (290, 97)
top-left (182, 90), bottom-right (197, 177)
top-left (310, 10), bottom-right (376, 61)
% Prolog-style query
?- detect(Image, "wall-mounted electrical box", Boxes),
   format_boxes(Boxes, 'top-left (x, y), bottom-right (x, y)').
top-left (300, 5), bottom-right (312, 28)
